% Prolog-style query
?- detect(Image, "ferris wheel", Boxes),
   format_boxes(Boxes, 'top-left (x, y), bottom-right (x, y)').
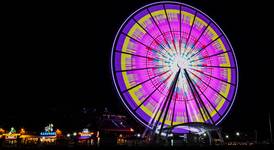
top-left (111, 1), bottom-right (238, 135)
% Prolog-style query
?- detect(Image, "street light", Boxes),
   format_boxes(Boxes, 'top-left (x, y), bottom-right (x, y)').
top-left (236, 132), bottom-right (240, 136)
top-left (225, 135), bottom-right (229, 139)
top-left (67, 133), bottom-right (71, 137)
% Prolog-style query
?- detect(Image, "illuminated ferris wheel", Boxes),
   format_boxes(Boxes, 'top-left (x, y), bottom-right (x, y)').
top-left (111, 1), bottom-right (238, 135)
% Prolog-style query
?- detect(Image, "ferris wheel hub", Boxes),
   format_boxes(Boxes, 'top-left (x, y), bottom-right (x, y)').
top-left (176, 55), bottom-right (189, 69)
top-left (169, 54), bottom-right (190, 72)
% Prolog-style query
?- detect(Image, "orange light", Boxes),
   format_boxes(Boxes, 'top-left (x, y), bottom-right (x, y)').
top-left (20, 128), bottom-right (25, 135)
top-left (56, 129), bottom-right (62, 135)
top-left (0, 128), bottom-right (5, 133)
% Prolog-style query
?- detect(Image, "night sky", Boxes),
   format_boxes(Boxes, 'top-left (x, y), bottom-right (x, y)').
top-left (1, 0), bottom-right (273, 139)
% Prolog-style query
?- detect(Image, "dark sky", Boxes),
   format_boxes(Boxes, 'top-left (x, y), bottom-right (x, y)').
top-left (1, 0), bottom-right (274, 138)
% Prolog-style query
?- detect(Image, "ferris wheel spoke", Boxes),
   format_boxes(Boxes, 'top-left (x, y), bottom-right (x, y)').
top-left (179, 5), bottom-right (182, 54)
top-left (152, 71), bottom-right (179, 129)
top-left (167, 74), bottom-right (181, 128)
top-left (115, 50), bottom-right (166, 62)
top-left (185, 22), bottom-right (211, 57)
top-left (163, 4), bottom-right (178, 54)
top-left (132, 18), bottom-right (172, 57)
top-left (184, 69), bottom-right (206, 123)
top-left (181, 74), bottom-right (190, 125)
top-left (179, 73), bottom-right (190, 124)
top-left (184, 98), bottom-right (190, 124)
top-left (190, 65), bottom-right (235, 69)
top-left (147, 74), bottom-right (174, 127)
top-left (122, 70), bottom-right (170, 93)
top-left (188, 70), bottom-right (232, 103)
top-left (189, 50), bottom-right (231, 63)
top-left (156, 69), bottom-right (181, 134)
top-left (184, 69), bottom-right (215, 124)
top-left (115, 66), bottom-right (166, 72)
top-left (147, 8), bottom-right (173, 53)
top-left (183, 11), bottom-right (197, 56)
top-left (120, 32), bottom-right (170, 59)
top-left (189, 68), bottom-right (235, 86)
top-left (149, 97), bottom-right (165, 128)
top-left (187, 34), bottom-right (224, 60)
top-left (171, 89), bottom-right (177, 127)
top-left (134, 73), bottom-right (173, 112)
top-left (191, 77), bottom-right (222, 117)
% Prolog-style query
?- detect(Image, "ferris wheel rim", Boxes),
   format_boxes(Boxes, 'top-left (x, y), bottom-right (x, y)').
top-left (110, 1), bottom-right (239, 131)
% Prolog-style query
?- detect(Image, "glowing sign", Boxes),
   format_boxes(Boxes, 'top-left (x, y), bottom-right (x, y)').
top-left (9, 127), bottom-right (16, 134)
top-left (40, 132), bottom-right (56, 136)
top-left (45, 124), bottom-right (54, 132)
top-left (3, 133), bottom-right (20, 140)
top-left (40, 123), bottom-right (56, 136)
top-left (6, 135), bottom-right (17, 139)
top-left (79, 129), bottom-right (94, 139)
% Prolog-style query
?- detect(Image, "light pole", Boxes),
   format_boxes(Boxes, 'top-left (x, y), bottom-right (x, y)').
top-left (269, 113), bottom-right (273, 144)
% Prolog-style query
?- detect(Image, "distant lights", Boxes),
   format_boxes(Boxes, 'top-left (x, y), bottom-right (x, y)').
top-left (236, 132), bottom-right (240, 136)
top-left (67, 133), bottom-right (71, 137)
top-left (225, 135), bottom-right (229, 139)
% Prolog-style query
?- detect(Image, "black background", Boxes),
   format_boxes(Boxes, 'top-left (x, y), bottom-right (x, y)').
top-left (1, 0), bottom-right (274, 140)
